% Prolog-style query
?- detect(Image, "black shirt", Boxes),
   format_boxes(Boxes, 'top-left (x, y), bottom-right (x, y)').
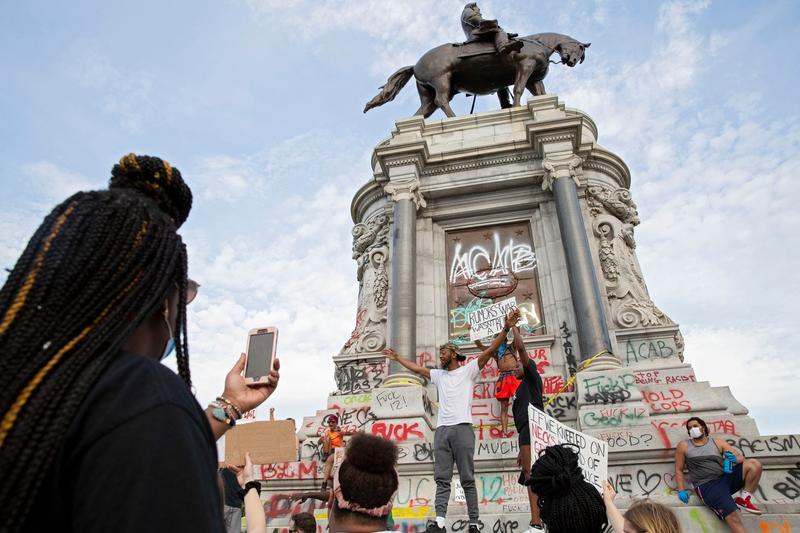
top-left (512, 359), bottom-right (544, 430)
top-left (24, 351), bottom-right (224, 532)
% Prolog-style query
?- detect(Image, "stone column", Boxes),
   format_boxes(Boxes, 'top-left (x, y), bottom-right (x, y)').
top-left (543, 150), bottom-right (620, 370)
top-left (383, 176), bottom-right (426, 386)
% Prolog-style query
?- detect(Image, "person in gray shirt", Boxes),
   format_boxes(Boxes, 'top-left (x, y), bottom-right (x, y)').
top-left (674, 416), bottom-right (763, 533)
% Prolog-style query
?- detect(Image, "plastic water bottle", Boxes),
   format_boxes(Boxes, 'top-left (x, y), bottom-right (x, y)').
top-left (723, 453), bottom-right (734, 474)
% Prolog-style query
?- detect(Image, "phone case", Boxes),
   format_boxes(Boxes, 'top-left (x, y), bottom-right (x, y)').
top-left (244, 327), bottom-right (278, 385)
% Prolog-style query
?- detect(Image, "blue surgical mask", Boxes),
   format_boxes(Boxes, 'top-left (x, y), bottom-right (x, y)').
top-left (161, 307), bottom-right (176, 360)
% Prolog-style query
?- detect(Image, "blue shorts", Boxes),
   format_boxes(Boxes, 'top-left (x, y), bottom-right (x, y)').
top-left (695, 463), bottom-right (744, 519)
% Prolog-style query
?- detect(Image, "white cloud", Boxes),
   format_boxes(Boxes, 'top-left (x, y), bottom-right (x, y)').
top-left (21, 161), bottom-right (98, 201)
top-left (66, 47), bottom-right (155, 134)
top-left (684, 325), bottom-right (800, 435)
top-left (178, 131), bottom-right (366, 424)
top-left (550, 1), bottom-right (800, 434)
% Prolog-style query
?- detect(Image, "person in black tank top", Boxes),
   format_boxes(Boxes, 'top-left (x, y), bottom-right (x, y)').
top-left (507, 320), bottom-right (544, 531)
top-left (673, 416), bottom-right (764, 533)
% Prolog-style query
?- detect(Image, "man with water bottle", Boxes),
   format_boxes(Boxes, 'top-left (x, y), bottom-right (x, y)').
top-left (673, 416), bottom-right (763, 533)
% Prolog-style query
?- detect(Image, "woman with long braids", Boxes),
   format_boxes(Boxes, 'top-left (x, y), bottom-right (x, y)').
top-left (528, 444), bottom-right (608, 532)
top-left (0, 154), bottom-right (279, 532)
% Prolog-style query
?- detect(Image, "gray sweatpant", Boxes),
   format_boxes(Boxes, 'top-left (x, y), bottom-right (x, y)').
top-left (434, 423), bottom-right (478, 521)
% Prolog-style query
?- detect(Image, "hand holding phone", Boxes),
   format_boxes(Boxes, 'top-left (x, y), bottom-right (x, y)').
top-left (245, 327), bottom-right (278, 386)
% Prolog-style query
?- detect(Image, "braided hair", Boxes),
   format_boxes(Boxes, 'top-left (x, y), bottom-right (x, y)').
top-left (0, 153), bottom-right (193, 531)
top-left (528, 444), bottom-right (607, 533)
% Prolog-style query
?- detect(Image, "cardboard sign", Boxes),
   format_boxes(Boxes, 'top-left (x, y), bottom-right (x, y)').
top-left (528, 405), bottom-right (608, 493)
top-left (468, 297), bottom-right (527, 341)
top-left (222, 420), bottom-right (297, 465)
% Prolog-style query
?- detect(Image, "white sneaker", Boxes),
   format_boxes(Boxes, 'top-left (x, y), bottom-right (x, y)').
top-left (526, 523), bottom-right (545, 532)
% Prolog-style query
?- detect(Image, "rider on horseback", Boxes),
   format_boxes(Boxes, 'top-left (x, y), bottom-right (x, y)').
top-left (461, 2), bottom-right (523, 55)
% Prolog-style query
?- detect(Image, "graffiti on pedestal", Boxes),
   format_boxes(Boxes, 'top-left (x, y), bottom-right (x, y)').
top-left (446, 222), bottom-right (544, 345)
top-left (560, 322), bottom-right (578, 377)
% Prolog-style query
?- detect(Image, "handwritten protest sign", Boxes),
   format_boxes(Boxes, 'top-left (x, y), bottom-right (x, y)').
top-left (468, 297), bottom-right (527, 341)
top-left (528, 405), bottom-right (607, 493)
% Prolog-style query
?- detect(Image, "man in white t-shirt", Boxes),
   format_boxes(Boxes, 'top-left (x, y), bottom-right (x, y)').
top-left (382, 311), bottom-right (516, 533)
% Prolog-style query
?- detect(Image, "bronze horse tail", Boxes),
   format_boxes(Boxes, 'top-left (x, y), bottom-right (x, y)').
top-left (363, 65), bottom-right (414, 113)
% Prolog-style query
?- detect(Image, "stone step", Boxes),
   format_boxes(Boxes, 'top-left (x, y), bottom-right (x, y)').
top-left (254, 507), bottom-right (800, 532)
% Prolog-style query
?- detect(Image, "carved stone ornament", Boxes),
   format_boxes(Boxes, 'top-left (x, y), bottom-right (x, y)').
top-left (542, 153), bottom-right (583, 191)
top-left (383, 176), bottom-right (427, 208)
top-left (340, 213), bottom-right (390, 355)
top-left (588, 185), bottom-right (675, 330)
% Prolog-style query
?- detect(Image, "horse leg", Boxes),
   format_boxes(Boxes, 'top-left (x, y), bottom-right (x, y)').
top-left (526, 79), bottom-right (546, 96)
top-left (512, 60), bottom-right (536, 106)
top-left (414, 82), bottom-right (438, 118)
top-left (430, 75), bottom-right (457, 118)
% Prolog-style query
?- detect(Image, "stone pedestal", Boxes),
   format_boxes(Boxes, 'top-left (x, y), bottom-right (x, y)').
top-left (255, 97), bottom-right (800, 531)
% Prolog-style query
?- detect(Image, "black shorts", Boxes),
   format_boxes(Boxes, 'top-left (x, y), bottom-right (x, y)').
top-left (695, 463), bottom-right (744, 519)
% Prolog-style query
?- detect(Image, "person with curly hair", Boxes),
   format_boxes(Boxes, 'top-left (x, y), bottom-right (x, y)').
top-left (0, 154), bottom-right (279, 532)
top-left (327, 432), bottom-right (399, 533)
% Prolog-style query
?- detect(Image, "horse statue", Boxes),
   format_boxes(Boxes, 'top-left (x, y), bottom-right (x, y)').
top-left (364, 33), bottom-right (590, 118)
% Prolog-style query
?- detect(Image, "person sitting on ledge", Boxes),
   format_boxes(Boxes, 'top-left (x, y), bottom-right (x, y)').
top-left (674, 416), bottom-right (763, 533)
top-left (319, 414), bottom-right (352, 491)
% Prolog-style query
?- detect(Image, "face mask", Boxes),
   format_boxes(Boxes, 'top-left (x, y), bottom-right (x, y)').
top-left (689, 427), bottom-right (703, 439)
top-left (161, 304), bottom-right (176, 360)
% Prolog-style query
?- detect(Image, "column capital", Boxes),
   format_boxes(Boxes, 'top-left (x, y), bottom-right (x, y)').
top-left (542, 153), bottom-right (583, 192)
top-left (383, 176), bottom-right (427, 209)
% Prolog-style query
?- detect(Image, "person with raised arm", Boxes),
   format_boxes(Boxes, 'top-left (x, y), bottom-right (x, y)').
top-left (507, 318), bottom-right (545, 532)
top-left (472, 329), bottom-right (520, 438)
top-left (382, 310), bottom-right (517, 533)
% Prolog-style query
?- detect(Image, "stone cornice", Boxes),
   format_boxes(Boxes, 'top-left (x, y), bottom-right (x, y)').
top-left (421, 152), bottom-right (537, 176)
top-left (583, 147), bottom-right (631, 190)
top-left (350, 179), bottom-right (386, 223)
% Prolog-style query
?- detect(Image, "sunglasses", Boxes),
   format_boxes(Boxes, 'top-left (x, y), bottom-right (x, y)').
top-left (186, 279), bottom-right (200, 304)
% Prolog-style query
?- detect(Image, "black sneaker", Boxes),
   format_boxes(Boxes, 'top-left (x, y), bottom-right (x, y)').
top-left (469, 526), bottom-right (481, 533)
top-left (424, 522), bottom-right (446, 533)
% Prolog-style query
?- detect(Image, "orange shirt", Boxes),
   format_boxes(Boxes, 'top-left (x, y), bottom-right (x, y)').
top-left (327, 429), bottom-right (344, 448)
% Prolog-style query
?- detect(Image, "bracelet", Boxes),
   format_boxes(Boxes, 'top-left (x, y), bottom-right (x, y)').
top-left (238, 480), bottom-right (261, 499)
top-left (217, 396), bottom-right (243, 419)
top-left (209, 403), bottom-right (236, 427)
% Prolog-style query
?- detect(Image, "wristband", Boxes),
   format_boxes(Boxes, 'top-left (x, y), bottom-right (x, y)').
top-left (239, 481), bottom-right (261, 499)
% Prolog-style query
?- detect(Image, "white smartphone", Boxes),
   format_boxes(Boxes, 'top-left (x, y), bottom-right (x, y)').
top-left (244, 327), bottom-right (278, 386)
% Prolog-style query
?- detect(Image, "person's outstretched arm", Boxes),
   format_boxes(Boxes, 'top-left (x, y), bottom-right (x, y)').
top-left (511, 321), bottom-right (530, 367)
top-left (476, 311), bottom-right (518, 370)
top-left (382, 348), bottom-right (431, 379)
top-left (603, 481), bottom-right (625, 533)
top-left (228, 453), bottom-right (266, 533)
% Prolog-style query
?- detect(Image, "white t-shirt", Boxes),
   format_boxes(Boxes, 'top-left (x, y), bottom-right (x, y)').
top-left (430, 359), bottom-right (481, 427)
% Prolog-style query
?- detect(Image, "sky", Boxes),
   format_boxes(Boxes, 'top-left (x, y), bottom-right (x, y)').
top-left (1, 0), bottom-right (798, 435)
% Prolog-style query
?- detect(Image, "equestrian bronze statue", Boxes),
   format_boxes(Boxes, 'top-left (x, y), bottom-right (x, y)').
top-left (364, 3), bottom-right (590, 118)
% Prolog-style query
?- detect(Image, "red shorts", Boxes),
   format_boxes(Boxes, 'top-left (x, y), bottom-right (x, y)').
top-left (495, 374), bottom-right (521, 400)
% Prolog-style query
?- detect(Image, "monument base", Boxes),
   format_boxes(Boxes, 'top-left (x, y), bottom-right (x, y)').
top-left (256, 101), bottom-right (799, 532)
